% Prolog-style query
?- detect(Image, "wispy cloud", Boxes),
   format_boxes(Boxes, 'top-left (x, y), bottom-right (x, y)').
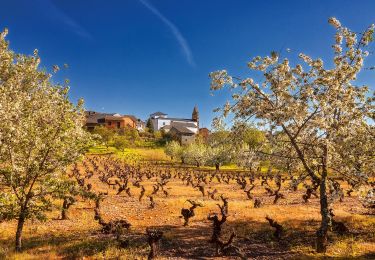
top-left (138, 0), bottom-right (195, 67)
top-left (40, 0), bottom-right (92, 39)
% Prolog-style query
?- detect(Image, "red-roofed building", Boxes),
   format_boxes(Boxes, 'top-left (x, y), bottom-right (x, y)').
top-left (85, 111), bottom-right (138, 131)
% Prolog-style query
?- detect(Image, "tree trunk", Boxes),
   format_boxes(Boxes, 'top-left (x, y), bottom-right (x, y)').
top-left (61, 198), bottom-right (68, 220)
top-left (148, 242), bottom-right (157, 259)
top-left (61, 208), bottom-right (67, 220)
top-left (317, 144), bottom-right (331, 253)
top-left (215, 163), bottom-right (220, 171)
top-left (317, 174), bottom-right (330, 253)
top-left (15, 213), bottom-right (26, 252)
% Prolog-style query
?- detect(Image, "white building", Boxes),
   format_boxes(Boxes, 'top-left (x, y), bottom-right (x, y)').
top-left (149, 107), bottom-right (200, 145)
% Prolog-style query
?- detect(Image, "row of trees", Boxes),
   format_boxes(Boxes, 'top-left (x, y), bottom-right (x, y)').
top-left (165, 125), bottom-right (265, 170)
top-left (92, 126), bottom-right (141, 150)
top-left (92, 125), bottom-right (172, 150)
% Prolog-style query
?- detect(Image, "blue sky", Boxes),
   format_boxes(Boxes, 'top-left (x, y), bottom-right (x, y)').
top-left (1, 0), bottom-right (375, 128)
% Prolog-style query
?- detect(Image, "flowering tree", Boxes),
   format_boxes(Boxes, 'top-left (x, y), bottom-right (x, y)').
top-left (112, 135), bottom-right (129, 151)
top-left (164, 140), bottom-right (183, 161)
top-left (235, 144), bottom-right (260, 171)
top-left (183, 142), bottom-right (208, 167)
top-left (229, 123), bottom-right (266, 170)
top-left (210, 18), bottom-right (375, 252)
top-left (0, 28), bottom-right (92, 251)
top-left (92, 126), bottom-right (115, 147)
top-left (206, 145), bottom-right (231, 170)
top-left (205, 131), bottom-right (232, 170)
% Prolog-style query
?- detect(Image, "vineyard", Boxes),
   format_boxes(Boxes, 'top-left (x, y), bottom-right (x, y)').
top-left (1, 155), bottom-right (373, 259)
top-left (1, 3), bottom-right (375, 260)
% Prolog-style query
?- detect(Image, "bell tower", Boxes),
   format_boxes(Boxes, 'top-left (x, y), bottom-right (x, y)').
top-left (192, 105), bottom-right (199, 128)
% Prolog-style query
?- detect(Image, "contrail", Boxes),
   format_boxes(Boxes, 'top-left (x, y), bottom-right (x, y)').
top-left (138, 0), bottom-right (195, 67)
top-left (40, 0), bottom-right (92, 39)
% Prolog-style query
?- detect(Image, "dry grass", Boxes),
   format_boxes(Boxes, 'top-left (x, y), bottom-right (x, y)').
top-left (0, 156), bottom-right (374, 259)
top-left (133, 148), bottom-right (170, 162)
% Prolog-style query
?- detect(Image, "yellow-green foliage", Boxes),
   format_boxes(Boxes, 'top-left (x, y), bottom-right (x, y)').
top-left (117, 148), bottom-right (142, 164)
top-left (132, 148), bottom-right (169, 161)
top-left (87, 145), bottom-right (117, 154)
top-left (88, 145), bottom-right (169, 163)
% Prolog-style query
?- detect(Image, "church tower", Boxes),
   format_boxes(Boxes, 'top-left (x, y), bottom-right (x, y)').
top-left (192, 105), bottom-right (199, 128)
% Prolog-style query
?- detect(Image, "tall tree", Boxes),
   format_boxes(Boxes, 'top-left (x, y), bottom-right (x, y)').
top-left (146, 118), bottom-right (154, 132)
top-left (0, 28), bottom-right (92, 251)
top-left (210, 18), bottom-right (374, 252)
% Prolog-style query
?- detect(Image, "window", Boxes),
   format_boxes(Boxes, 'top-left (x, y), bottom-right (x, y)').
top-left (117, 122), bottom-right (121, 128)
top-left (163, 122), bottom-right (166, 125)
top-left (108, 122), bottom-right (112, 126)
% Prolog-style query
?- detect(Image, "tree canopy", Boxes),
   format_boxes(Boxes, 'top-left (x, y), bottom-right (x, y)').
top-left (210, 18), bottom-right (375, 252)
top-left (0, 28), bottom-right (92, 251)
